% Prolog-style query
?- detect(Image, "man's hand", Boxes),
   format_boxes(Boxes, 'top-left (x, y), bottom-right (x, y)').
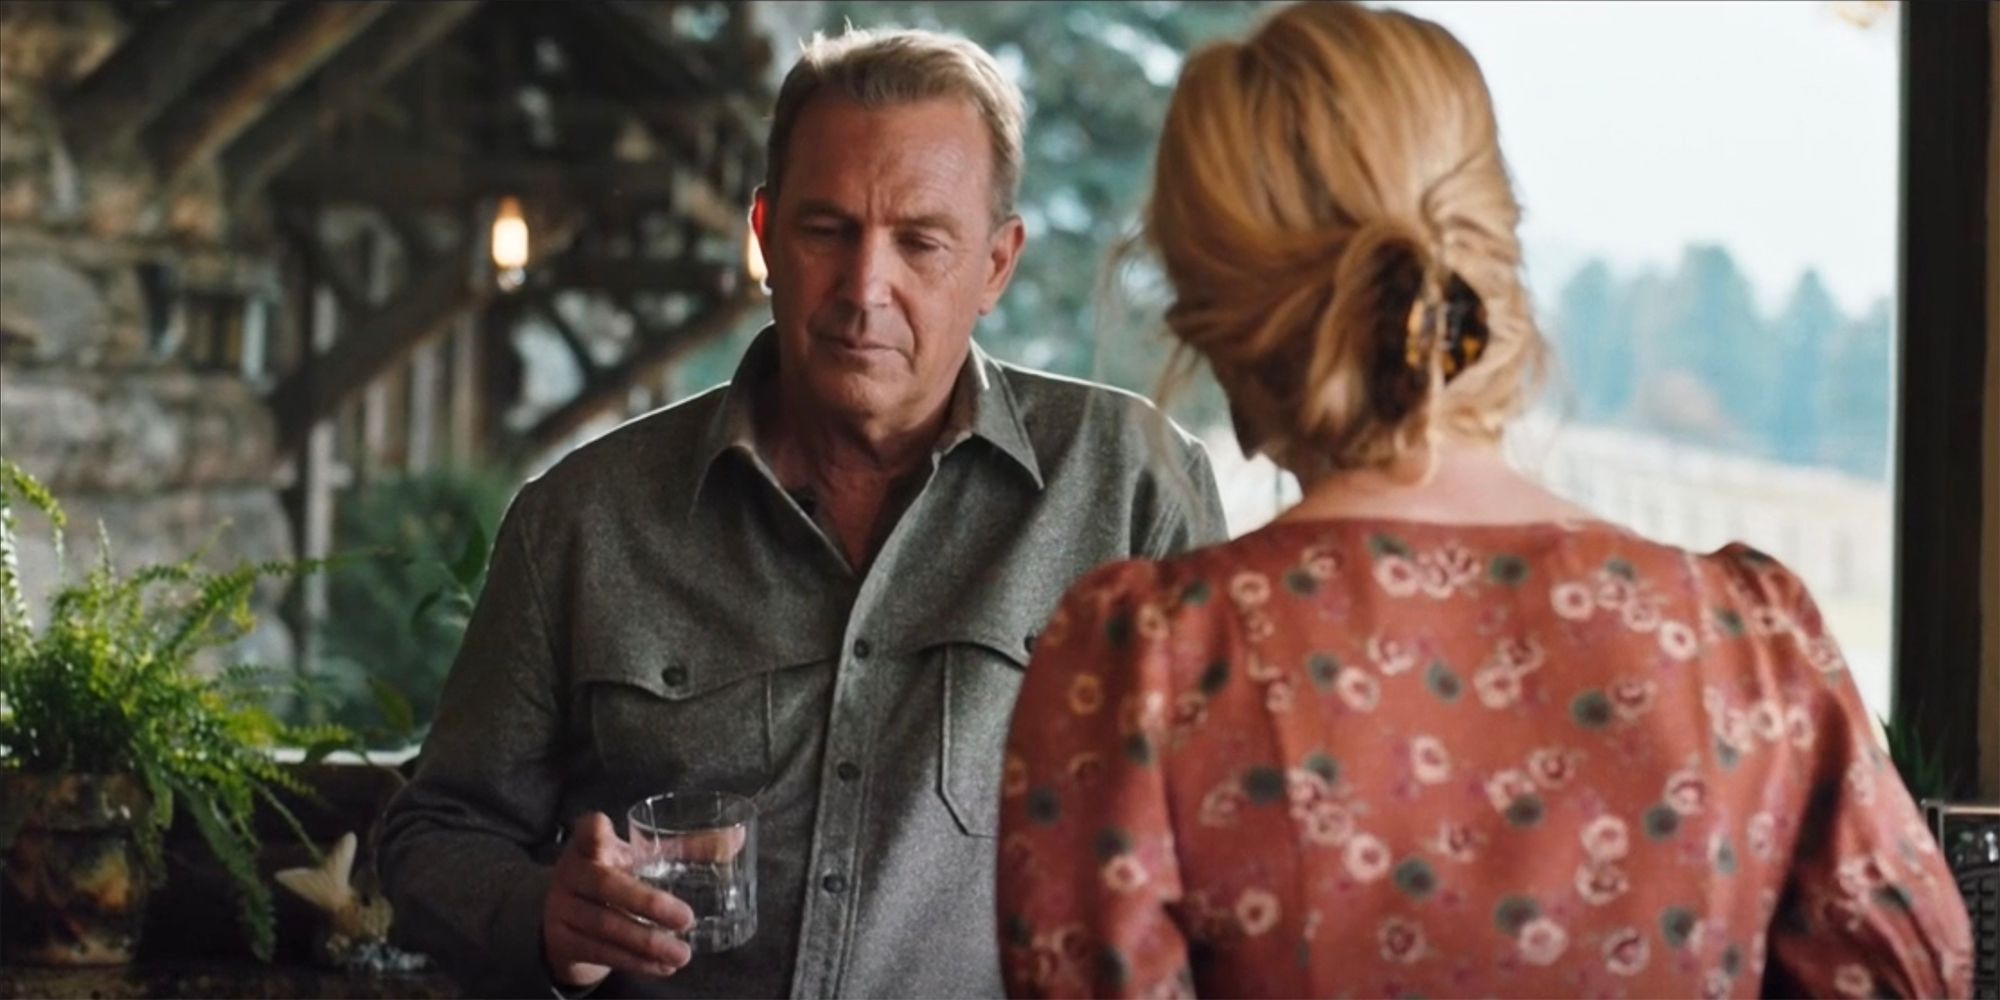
top-left (543, 812), bottom-right (695, 988)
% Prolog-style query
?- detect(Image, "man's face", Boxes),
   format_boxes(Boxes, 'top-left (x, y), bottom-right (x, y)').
top-left (754, 96), bottom-right (1024, 429)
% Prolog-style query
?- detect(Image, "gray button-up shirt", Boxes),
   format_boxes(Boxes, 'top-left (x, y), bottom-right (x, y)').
top-left (378, 329), bottom-right (1227, 998)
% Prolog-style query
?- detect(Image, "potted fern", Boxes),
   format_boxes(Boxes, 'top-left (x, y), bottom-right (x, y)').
top-left (0, 459), bottom-right (348, 965)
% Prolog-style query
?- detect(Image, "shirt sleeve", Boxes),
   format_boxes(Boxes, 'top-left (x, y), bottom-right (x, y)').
top-left (1140, 434), bottom-right (1229, 560)
top-left (998, 560), bottom-right (1193, 999)
top-left (1751, 557), bottom-right (1975, 998)
top-left (375, 484), bottom-right (572, 996)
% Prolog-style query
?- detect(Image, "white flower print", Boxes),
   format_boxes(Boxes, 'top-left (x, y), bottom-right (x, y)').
top-left (1245, 611), bottom-right (1276, 643)
top-left (1336, 667), bottom-right (1381, 712)
top-left (1594, 575), bottom-right (1636, 611)
top-left (1101, 855), bottom-right (1148, 893)
top-left (1265, 679), bottom-right (1294, 714)
top-left (1343, 832), bottom-right (1392, 882)
top-left (1429, 822), bottom-right (1481, 862)
top-left (1067, 674), bottom-right (1104, 715)
top-left (1377, 916), bottom-right (1426, 965)
top-left (1517, 917), bottom-right (1569, 965)
top-left (1118, 690), bottom-right (1167, 737)
top-left (1832, 964), bottom-right (1873, 999)
top-left (1228, 571), bottom-right (1271, 607)
top-left (1747, 605), bottom-right (1789, 636)
top-left (1610, 678), bottom-right (1657, 720)
top-left (1494, 635), bottom-right (1546, 674)
top-left (1135, 601), bottom-right (1169, 642)
top-left (1434, 543), bottom-right (1482, 588)
top-left (1603, 926), bottom-right (1649, 976)
top-left (1374, 555), bottom-right (1420, 597)
top-left (1003, 754), bottom-right (1028, 797)
top-left (1785, 704), bottom-right (1815, 749)
top-left (1836, 852), bottom-right (1892, 898)
top-left (1417, 556), bottom-right (1454, 598)
top-left (1367, 634), bottom-right (1419, 676)
top-left (1750, 700), bottom-right (1785, 743)
top-left (1582, 815), bottom-right (1631, 862)
top-left (1664, 767), bottom-right (1708, 815)
top-left (1302, 545), bottom-right (1341, 581)
top-left (1484, 769), bottom-right (1538, 813)
top-left (1198, 783), bottom-right (1243, 828)
top-left (1286, 768), bottom-right (1333, 807)
top-left (1473, 664), bottom-right (1522, 708)
top-left (1702, 968), bottom-right (1732, 1000)
top-left (1528, 747), bottom-right (1583, 788)
top-left (1845, 758), bottom-right (1876, 805)
top-left (1748, 812), bottom-right (1778, 860)
top-left (1804, 635), bottom-right (1847, 674)
top-left (1619, 598), bottom-right (1662, 633)
top-left (1575, 861), bottom-right (1630, 905)
top-left (1410, 735), bottom-right (1452, 784)
top-left (1248, 654), bottom-right (1284, 682)
top-left (1658, 620), bottom-right (1699, 660)
top-left (1235, 888), bottom-right (1280, 936)
top-left (1552, 581), bottom-right (1596, 620)
top-left (1303, 801), bottom-right (1356, 847)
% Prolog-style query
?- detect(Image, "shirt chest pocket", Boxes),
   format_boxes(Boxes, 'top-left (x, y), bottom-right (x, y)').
top-left (575, 655), bottom-right (778, 802)
top-left (938, 636), bottom-right (1031, 839)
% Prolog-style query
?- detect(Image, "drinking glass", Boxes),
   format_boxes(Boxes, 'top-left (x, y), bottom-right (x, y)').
top-left (626, 791), bottom-right (757, 954)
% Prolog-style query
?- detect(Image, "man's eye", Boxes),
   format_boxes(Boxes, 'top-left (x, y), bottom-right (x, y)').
top-left (803, 224), bottom-right (842, 239)
top-left (902, 238), bottom-right (942, 254)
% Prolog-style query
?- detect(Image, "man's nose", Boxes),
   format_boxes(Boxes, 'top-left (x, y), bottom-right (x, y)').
top-left (838, 234), bottom-right (895, 310)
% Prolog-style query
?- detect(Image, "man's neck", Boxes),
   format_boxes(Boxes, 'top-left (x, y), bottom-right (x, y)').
top-left (757, 378), bottom-right (956, 571)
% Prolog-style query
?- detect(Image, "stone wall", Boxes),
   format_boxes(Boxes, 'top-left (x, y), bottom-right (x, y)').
top-left (0, 2), bottom-right (294, 667)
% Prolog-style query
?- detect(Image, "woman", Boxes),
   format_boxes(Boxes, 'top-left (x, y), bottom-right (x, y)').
top-left (995, 3), bottom-right (1972, 997)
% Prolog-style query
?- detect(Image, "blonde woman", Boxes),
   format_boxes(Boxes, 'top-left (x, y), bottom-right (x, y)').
top-left (995, 3), bottom-right (1972, 997)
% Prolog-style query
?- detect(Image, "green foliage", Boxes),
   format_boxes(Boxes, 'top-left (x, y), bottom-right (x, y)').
top-left (1547, 248), bottom-right (1893, 478)
top-left (1880, 705), bottom-right (1957, 803)
top-left (305, 465), bottom-right (512, 748)
top-left (0, 459), bottom-right (349, 962)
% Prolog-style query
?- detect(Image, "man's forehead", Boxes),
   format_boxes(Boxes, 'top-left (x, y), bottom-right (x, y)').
top-left (781, 95), bottom-right (993, 214)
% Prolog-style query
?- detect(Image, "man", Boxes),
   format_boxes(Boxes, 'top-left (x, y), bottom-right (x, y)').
top-left (378, 26), bottom-right (1226, 998)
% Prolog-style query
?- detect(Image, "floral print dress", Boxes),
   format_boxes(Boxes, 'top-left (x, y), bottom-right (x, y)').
top-left (997, 518), bottom-right (1972, 998)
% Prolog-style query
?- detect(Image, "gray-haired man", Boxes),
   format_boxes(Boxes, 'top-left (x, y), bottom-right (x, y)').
top-left (379, 26), bottom-right (1226, 998)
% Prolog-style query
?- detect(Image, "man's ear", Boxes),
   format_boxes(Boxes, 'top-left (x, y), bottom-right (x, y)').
top-left (978, 215), bottom-right (1027, 316)
top-left (750, 186), bottom-right (771, 247)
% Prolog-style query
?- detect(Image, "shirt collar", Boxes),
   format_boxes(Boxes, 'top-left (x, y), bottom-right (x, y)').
top-left (689, 327), bottom-right (1044, 516)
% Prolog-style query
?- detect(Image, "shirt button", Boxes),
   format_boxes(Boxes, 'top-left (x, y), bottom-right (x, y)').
top-left (662, 664), bottom-right (687, 687)
top-left (821, 872), bottom-right (848, 894)
top-left (835, 761), bottom-right (860, 782)
top-left (851, 638), bottom-right (872, 660)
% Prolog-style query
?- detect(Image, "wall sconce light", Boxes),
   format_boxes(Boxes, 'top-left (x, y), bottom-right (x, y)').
top-left (744, 225), bottom-right (768, 292)
top-left (491, 195), bottom-right (530, 292)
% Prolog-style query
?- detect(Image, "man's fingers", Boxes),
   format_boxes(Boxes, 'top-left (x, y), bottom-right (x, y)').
top-left (674, 824), bottom-right (749, 863)
top-left (571, 811), bottom-right (631, 867)
top-left (575, 865), bottom-right (696, 931)
top-left (550, 919), bottom-right (688, 979)
top-left (556, 899), bottom-right (693, 969)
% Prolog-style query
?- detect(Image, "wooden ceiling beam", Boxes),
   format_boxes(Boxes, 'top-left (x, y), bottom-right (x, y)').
top-left (269, 235), bottom-right (488, 454)
top-left (541, 257), bottom-right (738, 298)
top-left (145, 1), bottom-right (390, 184)
top-left (522, 288), bottom-right (758, 455)
top-left (58, 1), bottom-right (285, 157)
top-left (223, 1), bottom-right (483, 198)
top-left (270, 151), bottom-right (742, 234)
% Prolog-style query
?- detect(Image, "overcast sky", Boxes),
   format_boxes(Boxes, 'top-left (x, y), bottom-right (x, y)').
top-left (1389, 1), bottom-right (1900, 316)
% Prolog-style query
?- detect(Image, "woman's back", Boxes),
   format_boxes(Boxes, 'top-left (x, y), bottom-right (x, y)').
top-left (997, 517), bottom-right (1972, 997)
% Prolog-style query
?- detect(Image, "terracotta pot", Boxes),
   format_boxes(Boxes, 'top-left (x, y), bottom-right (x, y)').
top-left (1, 772), bottom-right (151, 965)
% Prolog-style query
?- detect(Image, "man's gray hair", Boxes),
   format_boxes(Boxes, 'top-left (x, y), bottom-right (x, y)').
top-left (765, 26), bottom-right (1026, 226)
